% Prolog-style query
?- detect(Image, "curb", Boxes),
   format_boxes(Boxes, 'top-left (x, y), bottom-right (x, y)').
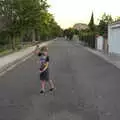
top-left (80, 44), bottom-right (120, 70)
top-left (0, 52), bottom-right (33, 76)
top-left (67, 40), bottom-right (120, 70)
top-left (0, 40), bottom-right (55, 76)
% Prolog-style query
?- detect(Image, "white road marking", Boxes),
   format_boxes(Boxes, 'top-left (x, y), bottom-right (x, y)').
top-left (0, 55), bottom-right (33, 77)
top-left (22, 55), bottom-right (32, 62)
top-left (7, 64), bottom-right (17, 71)
top-left (0, 40), bottom-right (54, 77)
top-left (0, 71), bottom-right (6, 76)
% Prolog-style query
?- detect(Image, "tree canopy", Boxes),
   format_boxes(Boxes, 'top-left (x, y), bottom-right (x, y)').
top-left (97, 13), bottom-right (113, 35)
top-left (0, 0), bottom-right (62, 48)
top-left (88, 12), bottom-right (95, 31)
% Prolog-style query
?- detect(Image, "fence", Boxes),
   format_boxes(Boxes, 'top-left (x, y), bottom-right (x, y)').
top-left (79, 32), bottom-right (96, 49)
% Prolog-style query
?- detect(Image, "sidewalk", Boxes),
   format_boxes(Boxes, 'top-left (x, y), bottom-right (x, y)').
top-left (81, 44), bottom-right (120, 70)
top-left (0, 40), bottom-right (55, 73)
top-left (73, 40), bottom-right (120, 70)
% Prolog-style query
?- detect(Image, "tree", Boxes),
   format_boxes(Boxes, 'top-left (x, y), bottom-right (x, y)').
top-left (63, 28), bottom-right (74, 40)
top-left (115, 16), bottom-right (120, 22)
top-left (0, 0), bottom-right (62, 49)
top-left (73, 29), bottom-right (79, 35)
top-left (39, 13), bottom-right (62, 40)
top-left (97, 13), bottom-right (113, 35)
top-left (88, 12), bottom-right (95, 31)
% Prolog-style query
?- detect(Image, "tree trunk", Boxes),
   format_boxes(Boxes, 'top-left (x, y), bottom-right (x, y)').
top-left (12, 37), bottom-right (15, 50)
top-left (35, 29), bottom-right (40, 41)
top-left (32, 29), bottom-right (35, 42)
top-left (11, 34), bottom-right (16, 50)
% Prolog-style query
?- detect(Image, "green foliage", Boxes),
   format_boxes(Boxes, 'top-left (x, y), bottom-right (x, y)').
top-left (79, 31), bottom-right (96, 49)
top-left (88, 12), bottom-right (95, 31)
top-left (114, 16), bottom-right (120, 22)
top-left (0, 0), bottom-right (62, 49)
top-left (97, 13), bottom-right (113, 35)
top-left (0, 31), bottom-right (9, 45)
top-left (63, 28), bottom-right (78, 40)
top-left (73, 29), bottom-right (79, 35)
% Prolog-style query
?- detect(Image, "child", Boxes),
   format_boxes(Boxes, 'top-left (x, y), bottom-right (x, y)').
top-left (38, 46), bottom-right (55, 94)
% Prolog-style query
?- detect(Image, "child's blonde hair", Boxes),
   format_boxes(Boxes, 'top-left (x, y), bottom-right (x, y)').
top-left (40, 46), bottom-right (48, 52)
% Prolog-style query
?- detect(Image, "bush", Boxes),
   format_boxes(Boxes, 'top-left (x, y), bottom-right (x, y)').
top-left (16, 45), bottom-right (22, 50)
top-left (79, 32), bottom-right (96, 49)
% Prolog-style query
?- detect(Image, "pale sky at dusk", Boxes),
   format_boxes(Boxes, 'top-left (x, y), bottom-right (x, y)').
top-left (47, 0), bottom-right (120, 29)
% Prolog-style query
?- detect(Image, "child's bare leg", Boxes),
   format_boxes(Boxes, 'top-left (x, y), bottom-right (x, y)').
top-left (49, 80), bottom-right (55, 89)
top-left (40, 80), bottom-right (45, 91)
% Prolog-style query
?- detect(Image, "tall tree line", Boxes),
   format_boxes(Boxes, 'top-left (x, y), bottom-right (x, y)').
top-left (0, 0), bottom-right (62, 49)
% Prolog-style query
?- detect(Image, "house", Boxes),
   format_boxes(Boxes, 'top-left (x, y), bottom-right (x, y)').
top-left (108, 21), bottom-right (120, 54)
top-left (73, 23), bottom-right (89, 31)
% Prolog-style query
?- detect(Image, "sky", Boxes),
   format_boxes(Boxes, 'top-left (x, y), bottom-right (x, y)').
top-left (47, 0), bottom-right (120, 29)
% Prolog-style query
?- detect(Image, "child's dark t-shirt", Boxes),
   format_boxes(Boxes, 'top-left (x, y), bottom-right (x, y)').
top-left (38, 52), bottom-right (49, 71)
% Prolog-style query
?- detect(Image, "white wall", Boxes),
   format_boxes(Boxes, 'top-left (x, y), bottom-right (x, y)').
top-left (108, 24), bottom-right (120, 54)
top-left (96, 36), bottom-right (104, 51)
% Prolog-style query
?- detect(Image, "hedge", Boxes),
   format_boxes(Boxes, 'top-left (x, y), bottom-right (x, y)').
top-left (79, 32), bottom-right (96, 49)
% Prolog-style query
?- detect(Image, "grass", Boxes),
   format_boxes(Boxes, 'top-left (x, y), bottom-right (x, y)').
top-left (0, 43), bottom-right (33, 57)
top-left (0, 49), bottom-right (14, 57)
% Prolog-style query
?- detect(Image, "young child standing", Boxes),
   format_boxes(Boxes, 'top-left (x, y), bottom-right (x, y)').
top-left (38, 46), bottom-right (55, 94)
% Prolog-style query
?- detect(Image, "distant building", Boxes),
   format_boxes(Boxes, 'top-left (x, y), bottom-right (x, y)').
top-left (73, 23), bottom-right (89, 31)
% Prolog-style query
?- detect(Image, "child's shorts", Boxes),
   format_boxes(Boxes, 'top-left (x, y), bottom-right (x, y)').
top-left (40, 69), bottom-right (49, 81)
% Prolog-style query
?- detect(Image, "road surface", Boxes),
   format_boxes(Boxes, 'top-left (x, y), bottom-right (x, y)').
top-left (0, 38), bottom-right (120, 120)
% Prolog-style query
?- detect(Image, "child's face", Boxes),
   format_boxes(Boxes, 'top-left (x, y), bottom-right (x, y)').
top-left (43, 51), bottom-right (48, 56)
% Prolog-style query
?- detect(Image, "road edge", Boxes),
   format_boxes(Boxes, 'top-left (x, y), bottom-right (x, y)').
top-left (0, 39), bottom-right (55, 76)
top-left (81, 45), bottom-right (120, 70)
top-left (68, 40), bottom-right (120, 70)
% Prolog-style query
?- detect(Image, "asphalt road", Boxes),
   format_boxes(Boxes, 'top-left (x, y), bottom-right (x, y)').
top-left (0, 38), bottom-right (120, 120)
